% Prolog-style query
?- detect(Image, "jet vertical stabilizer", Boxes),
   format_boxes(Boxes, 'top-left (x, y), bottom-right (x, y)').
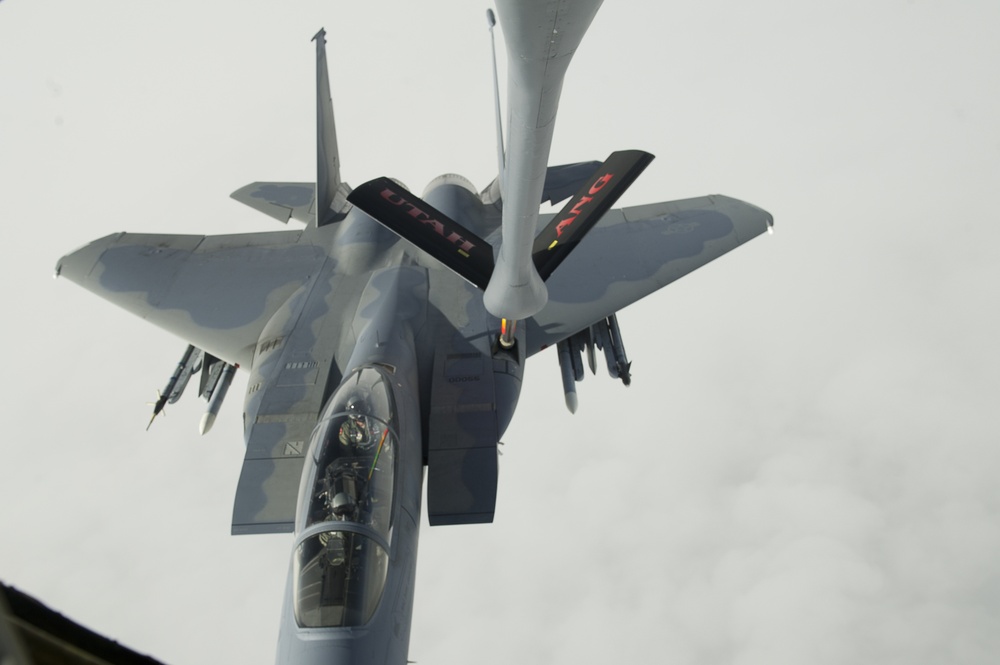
top-left (228, 29), bottom-right (352, 226)
top-left (313, 28), bottom-right (351, 226)
top-left (482, 0), bottom-right (604, 320)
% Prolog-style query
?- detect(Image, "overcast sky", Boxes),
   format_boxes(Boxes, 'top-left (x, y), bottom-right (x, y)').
top-left (2, 1), bottom-right (999, 664)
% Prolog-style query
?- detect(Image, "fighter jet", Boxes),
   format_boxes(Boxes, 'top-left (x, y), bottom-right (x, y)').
top-left (55, 2), bottom-right (772, 663)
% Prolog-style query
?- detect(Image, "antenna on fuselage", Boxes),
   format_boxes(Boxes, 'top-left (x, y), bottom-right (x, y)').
top-left (486, 9), bottom-right (506, 194)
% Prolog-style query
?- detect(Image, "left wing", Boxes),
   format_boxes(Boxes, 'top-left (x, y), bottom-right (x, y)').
top-left (56, 231), bottom-right (328, 367)
top-left (525, 194), bottom-right (772, 354)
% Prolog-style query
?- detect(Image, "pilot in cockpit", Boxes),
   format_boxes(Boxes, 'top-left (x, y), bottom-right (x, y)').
top-left (338, 399), bottom-right (373, 450)
top-left (315, 465), bottom-right (362, 523)
top-left (329, 491), bottom-right (358, 521)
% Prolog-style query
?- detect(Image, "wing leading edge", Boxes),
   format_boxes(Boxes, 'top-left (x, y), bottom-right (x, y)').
top-left (525, 194), bottom-right (772, 354)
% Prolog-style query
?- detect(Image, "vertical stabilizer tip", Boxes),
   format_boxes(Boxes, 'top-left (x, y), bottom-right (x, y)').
top-left (312, 28), bottom-right (326, 43)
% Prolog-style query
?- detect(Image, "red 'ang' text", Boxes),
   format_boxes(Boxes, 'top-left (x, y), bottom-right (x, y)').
top-left (555, 173), bottom-right (614, 237)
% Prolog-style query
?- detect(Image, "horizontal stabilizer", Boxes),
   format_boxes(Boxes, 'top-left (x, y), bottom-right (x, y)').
top-left (230, 182), bottom-right (315, 224)
top-left (479, 160), bottom-right (603, 207)
top-left (348, 177), bottom-right (495, 289)
top-left (533, 150), bottom-right (654, 280)
top-left (541, 160), bottom-right (602, 205)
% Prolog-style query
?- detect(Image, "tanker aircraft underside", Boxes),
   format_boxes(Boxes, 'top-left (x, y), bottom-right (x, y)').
top-left (56, 2), bottom-right (772, 663)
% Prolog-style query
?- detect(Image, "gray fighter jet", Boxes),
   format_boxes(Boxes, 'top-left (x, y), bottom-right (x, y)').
top-left (55, 2), bottom-right (772, 663)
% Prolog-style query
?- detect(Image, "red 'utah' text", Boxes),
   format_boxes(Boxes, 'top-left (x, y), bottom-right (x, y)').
top-left (379, 188), bottom-right (477, 253)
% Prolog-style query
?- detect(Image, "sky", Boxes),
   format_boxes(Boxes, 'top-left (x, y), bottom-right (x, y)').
top-left (2, 1), bottom-right (999, 664)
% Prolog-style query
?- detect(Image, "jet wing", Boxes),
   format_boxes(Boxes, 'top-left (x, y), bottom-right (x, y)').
top-left (525, 195), bottom-right (772, 355)
top-left (56, 231), bottom-right (327, 367)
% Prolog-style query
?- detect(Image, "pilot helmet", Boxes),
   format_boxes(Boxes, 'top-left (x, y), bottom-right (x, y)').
top-left (330, 491), bottom-right (356, 518)
top-left (346, 398), bottom-right (364, 419)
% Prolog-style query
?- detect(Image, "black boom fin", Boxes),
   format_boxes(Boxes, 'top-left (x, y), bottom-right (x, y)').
top-left (349, 151), bottom-right (652, 290)
top-left (347, 177), bottom-right (496, 289)
top-left (533, 150), bottom-right (654, 280)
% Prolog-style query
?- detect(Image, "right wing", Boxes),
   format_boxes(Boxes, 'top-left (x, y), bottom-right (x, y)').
top-left (525, 194), bottom-right (772, 354)
top-left (56, 230), bottom-right (328, 367)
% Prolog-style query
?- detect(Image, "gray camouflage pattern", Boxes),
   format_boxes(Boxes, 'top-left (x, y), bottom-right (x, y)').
top-left (54, 2), bottom-right (771, 663)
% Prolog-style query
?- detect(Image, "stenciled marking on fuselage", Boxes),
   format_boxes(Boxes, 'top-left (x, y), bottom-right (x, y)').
top-left (447, 375), bottom-right (481, 384)
top-left (554, 173), bottom-right (615, 239)
top-left (379, 188), bottom-right (477, 256)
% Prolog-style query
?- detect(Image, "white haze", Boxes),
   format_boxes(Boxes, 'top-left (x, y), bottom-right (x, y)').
top-left (1, 1), bottom-right (999, 664)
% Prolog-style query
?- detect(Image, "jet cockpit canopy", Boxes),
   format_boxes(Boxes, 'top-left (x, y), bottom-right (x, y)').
top-left (294, 366), bottom-right (398, 628)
